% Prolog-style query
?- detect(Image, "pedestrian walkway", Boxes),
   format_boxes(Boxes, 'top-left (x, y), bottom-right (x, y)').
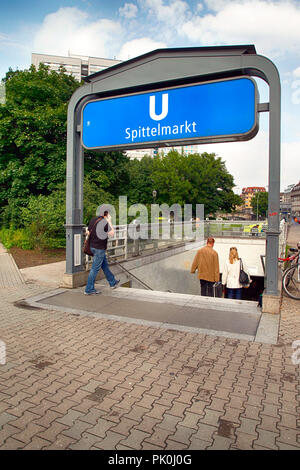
top-left (0, 238), bottom-right (299, 450)
top-left (20, 261), bottom-right (65, 288)
top-left (0, 243), bottom-right (24, 288)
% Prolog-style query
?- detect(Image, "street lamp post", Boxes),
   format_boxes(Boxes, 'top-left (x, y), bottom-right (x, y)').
top-left (152, 190), bottom-right (158, 249)
top-left (152, 190), bottom-right (157, 204)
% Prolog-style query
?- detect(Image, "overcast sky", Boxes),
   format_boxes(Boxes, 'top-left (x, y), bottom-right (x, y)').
top-left (0, 0), bottom-right (300, 192)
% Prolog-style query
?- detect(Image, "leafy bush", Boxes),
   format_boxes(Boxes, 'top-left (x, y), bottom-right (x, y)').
top-left (0, 227), bottom-right (34, 250)
top-left (0, 180), bottom-right (121, 250)
top-left (20, 190), bottom-right (66, 249)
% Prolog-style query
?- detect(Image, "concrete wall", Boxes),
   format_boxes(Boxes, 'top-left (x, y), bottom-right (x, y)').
top-left (129, 238), bottom-right (266, 295)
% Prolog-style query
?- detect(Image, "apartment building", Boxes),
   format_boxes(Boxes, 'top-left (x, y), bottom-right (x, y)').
top-left (291, 181), bottom-right (300, 216)
top-left (280, 183), bottom-right (295, 217)
top-left (31, 52), bottom-right (121, 81)
top-left (125, 145), bottom-right (203, 160)
top-left (241, 187), bottom-right (266, 214)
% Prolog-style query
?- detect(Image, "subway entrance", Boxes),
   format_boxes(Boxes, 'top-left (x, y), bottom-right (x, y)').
top-left (65, 45), bottom-right (281, 314)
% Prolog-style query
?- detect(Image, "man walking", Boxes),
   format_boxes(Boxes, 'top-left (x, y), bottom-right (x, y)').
top-left (190, 237), bottom-right (220, 297)
top-left (84, 209), bottom-right (120, 295)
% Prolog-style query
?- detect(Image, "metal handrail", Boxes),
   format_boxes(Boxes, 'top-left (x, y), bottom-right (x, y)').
top-left (84, 219), bottom-right (271, 269)
top-left (112, 261), bottom-right (153, 291)
top-left (260, 255), bottom-right (266, 274)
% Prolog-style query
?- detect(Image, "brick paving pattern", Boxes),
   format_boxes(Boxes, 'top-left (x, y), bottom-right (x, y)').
top-left (0, 282), bottom-right (299, 450)
top-left (0, 249), bottom-right (24, 288)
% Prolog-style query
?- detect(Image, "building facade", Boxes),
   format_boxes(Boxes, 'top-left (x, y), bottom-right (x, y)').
top-left (125, 148), bottom-right (156, 160)
top-left (125, 145), bottom-right (202, 160)
top-left (31, 53), bottom-right (121, 82)
top-left (290, 181), bottom-right (300, 217)
top-left (241, 187), bottom-right (266, 215)
top-left (280, 184), bottom-right (295, 219)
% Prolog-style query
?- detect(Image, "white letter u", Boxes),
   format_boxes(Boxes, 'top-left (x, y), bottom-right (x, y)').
top-left (149, 93), bottom-right (168, 121)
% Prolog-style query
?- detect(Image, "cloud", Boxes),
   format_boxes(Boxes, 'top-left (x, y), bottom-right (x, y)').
top-left (203, 0), bottom-right (257, 11)
top-left (203, 0), bottom-right (234, 10)
top-left (203, 0), bottom-right (299, 12)
top-left (135, 1), bottom-right (300, 59)
top-left (282, 110), bottom-right (300, 140)
top-left (197, 130), bottom-right (269, 191)
top-left (32, 7), bottom-right (122, 58)
top-left (141, 0), bottom-right (189, 26)
top-left (196, 127), bottom-right (300, 191)
top-left (293, 66), bottom-right (300, 78)
top-left (118, 37), bottom-right (166, 60)
top-left (281, 140), bottom-right (300, 189)
top-left (25, 1), bottom-right (300, 67)
top-left (178, 1), bottom-right (300, 58)
top-left (119, 3), bottom-right (138, 19)
top-left (32, 7), bottom-right (167, 63)
top-left (0, 32), bottom-right (28, 51)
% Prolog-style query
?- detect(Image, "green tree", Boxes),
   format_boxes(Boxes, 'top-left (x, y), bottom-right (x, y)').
top-left (127, 155), bottom-right (156, 205)
top-left (83, 176), bottom-right (117, 224)
top-left (84, 150), bottom-right (130, 198)
top-left (251, 191), bottom-right (268, 218)
top-left (148, 150), bottom-right (240, 216)
top-left (0, 64), bottom-right (80, 224)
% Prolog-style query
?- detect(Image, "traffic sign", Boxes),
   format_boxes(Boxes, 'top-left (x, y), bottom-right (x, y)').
top-left (81, 77), bottom-right (258, 150)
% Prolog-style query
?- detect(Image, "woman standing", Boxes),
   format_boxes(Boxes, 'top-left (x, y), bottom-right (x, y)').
top-left (222, 247), bottom-right (251, 300)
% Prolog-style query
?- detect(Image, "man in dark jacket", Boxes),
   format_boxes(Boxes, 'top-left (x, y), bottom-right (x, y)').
top-left (84, 209), bottom-right (120, 295)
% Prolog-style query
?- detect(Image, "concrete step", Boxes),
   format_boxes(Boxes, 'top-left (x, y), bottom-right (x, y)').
top-left (106, 287), bottom-right (261, 315)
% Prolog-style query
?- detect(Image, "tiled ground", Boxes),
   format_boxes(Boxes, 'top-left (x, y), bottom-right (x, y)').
top-left (0, 284), bottom-right (299, 450)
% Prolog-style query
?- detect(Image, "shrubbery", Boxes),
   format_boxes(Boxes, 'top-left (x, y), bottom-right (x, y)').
top-left (20, 190), bottom-right (66, 249)
top-left (0, 190), bottom-right (66, 250)
top-left (0, 227), bottom-right (34, 250)
top-left (0, 181), bottom-right (120, 250)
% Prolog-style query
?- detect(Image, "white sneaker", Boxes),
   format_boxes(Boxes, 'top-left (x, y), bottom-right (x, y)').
top-left (84, 289), bottom-right (101, 295)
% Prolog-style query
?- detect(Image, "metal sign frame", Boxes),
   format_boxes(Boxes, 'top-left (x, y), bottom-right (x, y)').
top-left (81, 76), bottom-right (259, 151)
top-left (65, 46), bottom-right (281, 306)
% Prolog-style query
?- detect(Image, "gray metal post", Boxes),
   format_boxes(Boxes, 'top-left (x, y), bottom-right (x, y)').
top-left (265, 66), bottom-right (281, 296)
top-left (65, 86), bottom-right (93, 275)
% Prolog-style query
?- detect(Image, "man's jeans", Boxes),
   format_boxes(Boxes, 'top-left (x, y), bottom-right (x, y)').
top-left (85, 248), bottom-right (117, 293)
top-left (200, 279), bottom-right (214, 297)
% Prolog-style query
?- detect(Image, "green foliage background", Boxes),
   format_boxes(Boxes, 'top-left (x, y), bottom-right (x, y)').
top-left (0, 65), bottom-right (241, 250)
top-left (251, 191), bottom-right (269, 217)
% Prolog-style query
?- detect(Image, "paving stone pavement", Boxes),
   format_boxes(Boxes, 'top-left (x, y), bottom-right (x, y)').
top-left (0, 238), bottom-right (300, 451)
top-left (0, 246), bottom-right (24, 288)
top-left (0, 281), bottom-right (299, 451)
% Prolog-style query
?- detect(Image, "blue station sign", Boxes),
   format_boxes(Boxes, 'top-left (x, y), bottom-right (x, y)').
top-left (81, 77), bottom-right (258, 150)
